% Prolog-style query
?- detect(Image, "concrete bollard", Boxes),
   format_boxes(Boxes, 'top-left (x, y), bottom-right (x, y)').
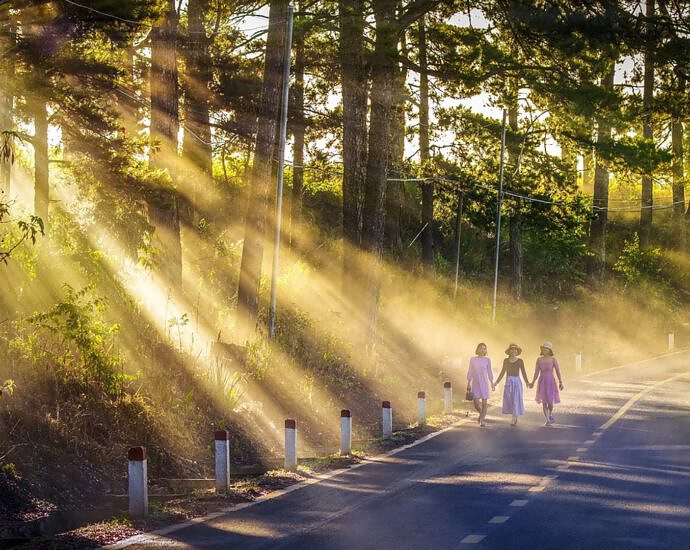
top-left (214, 430), bottom-right (230, 493)
top-left (382, 401), bottom-right (392, 439)
top-left (444, 381), bottom-right (453, 414)
top-left (128, 446), bottom-right (148, 518)
top-left (575, 352), bottom-right (582, 372)
top-left (417, 391), bottom-right (426, 425)
top-left (340, 410), bottom-right (352, 455)
top-left (669, 332), bottom-right (675, 351)
top-left (284, 419), bottom-right (297, 470)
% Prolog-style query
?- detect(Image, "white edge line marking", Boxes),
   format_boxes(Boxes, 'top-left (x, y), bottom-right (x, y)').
top-left (577, 348), bottom-right (690, 380)
top-left (104, 416), bottom-right (472, 549)
top-left (599, 371), bottom-right (688, 431)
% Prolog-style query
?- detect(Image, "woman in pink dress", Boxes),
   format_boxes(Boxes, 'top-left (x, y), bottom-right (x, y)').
top-left (466, 343), bottom-right (493, 427)
top-left (529, 341), bottom-right (564, 426)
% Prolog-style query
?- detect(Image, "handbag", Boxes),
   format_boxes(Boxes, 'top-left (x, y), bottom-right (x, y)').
top-left (465, 383), bottom-right (473, 401)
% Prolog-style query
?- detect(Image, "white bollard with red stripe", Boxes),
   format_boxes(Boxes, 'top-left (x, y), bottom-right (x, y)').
top-left (340, 410), bottom-right (352, 455)
top-left (284, 419), bottom-right (297, 470)
top-left (128, 446), bottom-right (148, 518)
top-left (575, 352), bottom-right (582, 372)
top-left (214, 430), bottom-right (230, 493)
top-left (417, 391), bottom-right (426, 425)
top-left (444, 381), bottom-right (453, 414)
top-left (382, 401), bottom-right (392, 439)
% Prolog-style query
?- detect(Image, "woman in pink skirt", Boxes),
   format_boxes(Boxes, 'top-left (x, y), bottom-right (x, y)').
top-left (529, 341), bottom-right (564, 426)
top-left (467, 343), bottom-right (493, 426)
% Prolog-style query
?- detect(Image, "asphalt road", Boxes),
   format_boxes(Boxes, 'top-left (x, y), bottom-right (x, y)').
top-left (116, 351), bottom-right (690, 549)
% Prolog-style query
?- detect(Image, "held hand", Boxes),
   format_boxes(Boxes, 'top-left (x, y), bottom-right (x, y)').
top-left (491, 383), bottom-right (495, 392)
top-left (559, 382), bottom-right (564, 391)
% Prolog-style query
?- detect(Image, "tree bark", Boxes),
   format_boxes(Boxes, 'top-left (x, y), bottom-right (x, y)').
top-left (361, 0), bottom-right (396, 351)
top-left (290, 10), bottom-right (305, 248)
top-left (560, 138), bottom-right (577, 184)
top-left (385, 17), bottom-right (406, 257)
top-left (183, 0), bottom-right (213, 221)
top-left (588, 64), bottom-right (615, 282)
top-left (149, 0), bottom-right (182, 287)
top-left (0, 19), bottom-right (15, 196)
top-left (32, 98), bottom-right (49, 228)
top-left (582, 147), bottom-right (595, 193)
top-left (236, 0), bottom-right (287, 336)
top-left (507, 99), bottom-right (522, 300)
top-left (671, 74), bottom-right (684, 249)
top-left (419, 17), bottom-right (434, 272)
top-left (639, 0), bottom-right (655, 246)
top-left (339, 0), bottom-right (367, 260)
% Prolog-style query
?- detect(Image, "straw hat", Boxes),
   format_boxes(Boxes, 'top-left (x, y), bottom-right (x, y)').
top-left (505, 343), bottom-right (522, 355)
top-left (540, 341), bottom-right (554, 353)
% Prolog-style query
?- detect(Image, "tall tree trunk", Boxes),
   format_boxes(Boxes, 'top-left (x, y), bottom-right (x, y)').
top-left (183, 0), bottom-right (213, 221)
top-left (671, 74), bottom-right (685, 249)
top-left (339, 0), bottom-right (367, 264)
top-left (582, 147), bottom-right (595, 192)
top-left (385, 17), bottom-right (406, 257)
top-left (149, 0), bottom-right (182, 287)
top-left (419, 17), bottom-right (434, 272)
top-left (560, 138), bottom-right (577, 184)
top-left (0, 19), bottom-right (15, 196)
top-left (507, 99), bottom-right (522, 300)
top-left (639, 0), bottom-right (655, 246)
top-left (361, 0), bottom-right (396, 351)
top-left (588, 64), bottom-right (615, 282)
top-left (236, 0), bottom-right (287, 336)
top-left (290, 10), bottom-right (305, 248)
top-left (32, 98), bottom-right (49, 228)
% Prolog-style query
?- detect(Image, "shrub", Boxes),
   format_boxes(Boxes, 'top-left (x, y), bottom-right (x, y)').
top-left (9, 285), bottom-right (133, 399)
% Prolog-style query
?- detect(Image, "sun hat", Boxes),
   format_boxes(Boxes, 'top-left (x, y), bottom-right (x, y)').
top-left (505, 343), bottom-right (522, 355)
top-left (540, 341), bottom-right (554, 353)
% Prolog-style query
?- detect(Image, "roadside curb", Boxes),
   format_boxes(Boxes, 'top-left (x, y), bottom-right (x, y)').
top-left (103, 415), bottom-right (473, 548)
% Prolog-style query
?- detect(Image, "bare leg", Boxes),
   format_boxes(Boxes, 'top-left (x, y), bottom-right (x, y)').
top-left (473, 398), bottom-right (482, 415)
top-left (542, 403), bottom-right (549, 420)
top-left (479, 399), bottom-right (488, 425)
top-left (511, 414), bottom-right (518, 426)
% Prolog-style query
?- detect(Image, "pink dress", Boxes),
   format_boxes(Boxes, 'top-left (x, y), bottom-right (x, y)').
top-left (535, 356), bottom-right (561, 405)
top-left (467, 356), bottom-right (493, 400)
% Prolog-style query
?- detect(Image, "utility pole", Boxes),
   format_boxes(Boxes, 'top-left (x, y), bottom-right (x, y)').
top-left (453, 188), bottom-right (464, 299)
top-left (268, 4), bottom-right (294, 338)
top-left (492, 109), bottom-right (508, 323)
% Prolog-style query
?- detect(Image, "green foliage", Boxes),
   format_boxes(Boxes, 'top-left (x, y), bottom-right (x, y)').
top-left (613, 233), bottom-right (664, 287)
top-left (10, 285), bottom-right (133, 399)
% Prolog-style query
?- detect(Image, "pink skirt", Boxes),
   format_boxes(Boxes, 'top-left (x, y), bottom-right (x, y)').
top-left (536, 373), bottom-right (560, 405)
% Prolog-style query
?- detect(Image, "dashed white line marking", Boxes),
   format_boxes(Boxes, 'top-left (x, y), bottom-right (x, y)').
top-left (567, 456), bottom-right (580, 461)
top-left (556, 465), bottom-right (569, 471)
top-left (584, 439), bottom-right (595, 445)
top-left (528, 485), bottom-right (545, 492)
top-left (576, 447), bottom-right (588, 452)
top-left (510, 499), bottom-right (528, 507)
top-left (489, 516), bottom-right (510, 524)
top-left (461, 535), bottom-right (486, 543)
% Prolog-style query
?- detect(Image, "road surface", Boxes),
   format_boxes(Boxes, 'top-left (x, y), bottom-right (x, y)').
top-left (115, 351), bottom-right (690, 549)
